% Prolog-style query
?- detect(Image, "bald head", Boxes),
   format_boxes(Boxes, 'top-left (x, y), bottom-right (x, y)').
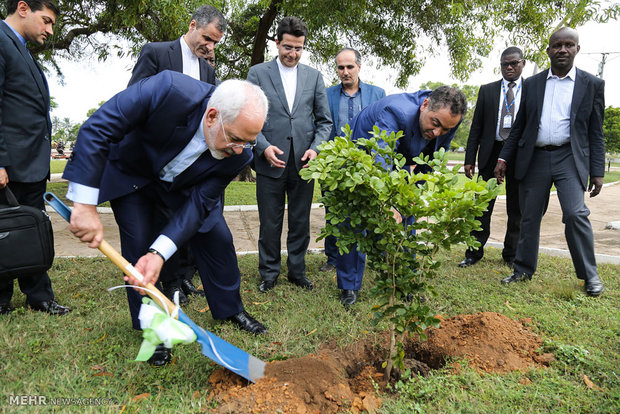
top-left (546, 27), bottom-right (580, 77)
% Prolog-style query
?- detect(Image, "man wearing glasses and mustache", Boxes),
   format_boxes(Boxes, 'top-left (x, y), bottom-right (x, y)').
top-left (458, 47), bottom-right (526, 269)
top-left (63, 72), bottom-right (269, 367)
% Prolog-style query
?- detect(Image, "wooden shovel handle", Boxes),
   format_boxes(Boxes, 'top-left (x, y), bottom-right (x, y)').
top-left (98, 239), bottom-right (177, 316)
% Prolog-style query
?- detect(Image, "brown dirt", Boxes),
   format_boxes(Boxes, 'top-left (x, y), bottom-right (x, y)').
top-left (208, 312), bottom-right (554, 413)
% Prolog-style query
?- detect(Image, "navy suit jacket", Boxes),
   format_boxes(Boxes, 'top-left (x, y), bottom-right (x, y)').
top-left (0, 21), bottom-right (52, 182)
top-left (63, 71), bottom-right (251, 249)
top-left (349, 91), bottom-right (459, 170)
top-left (499, 68), bottom-right (605, 190)
top-left (326, 80), bottom-right (386, 140)
top-left (127, 38), bottom-right (216, 86)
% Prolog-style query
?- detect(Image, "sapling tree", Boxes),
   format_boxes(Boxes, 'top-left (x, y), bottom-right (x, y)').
top-left (300, 127), bottom-right (500, 378)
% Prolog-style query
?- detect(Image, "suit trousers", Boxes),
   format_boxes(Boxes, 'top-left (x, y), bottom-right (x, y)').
top-left (466, 140), bottom-right (521, 262)
top-left (111, 182), bottom-right (243, 329)
top-left (257, 148), bottom-right (314, 282)
top-left (0, 180), bottom-right (55, 305)
top-left (514, 144), bottom-right (598, 280)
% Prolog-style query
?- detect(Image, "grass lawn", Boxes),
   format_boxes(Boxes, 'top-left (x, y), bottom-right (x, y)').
top-left (0, 250), bottom-right (618, 412)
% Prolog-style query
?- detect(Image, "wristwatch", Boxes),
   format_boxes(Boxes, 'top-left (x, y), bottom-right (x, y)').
top-left (147, 248), bottom-right (165, 261)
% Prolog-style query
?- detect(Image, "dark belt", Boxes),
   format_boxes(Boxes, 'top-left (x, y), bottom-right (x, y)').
top-left (536, 143), bottom-right (570, 151)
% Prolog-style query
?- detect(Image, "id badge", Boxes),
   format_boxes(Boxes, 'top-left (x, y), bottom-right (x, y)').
top-left (502, 115), bottom-right (512, 129)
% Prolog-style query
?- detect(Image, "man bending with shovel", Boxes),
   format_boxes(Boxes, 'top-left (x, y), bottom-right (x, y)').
top-left (63, 71), bottom-right (268, 366)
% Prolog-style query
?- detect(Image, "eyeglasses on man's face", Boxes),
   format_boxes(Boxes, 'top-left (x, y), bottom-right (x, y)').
top-left (500, 59), bottom-right (524, 68)
top-left (218, 113), bottom-right (257, 149)
top-left (281, 44), bottom-right (303, 53)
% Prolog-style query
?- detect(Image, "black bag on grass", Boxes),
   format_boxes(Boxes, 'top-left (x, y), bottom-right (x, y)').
top-left (0, 187), bottom-right (54, 280)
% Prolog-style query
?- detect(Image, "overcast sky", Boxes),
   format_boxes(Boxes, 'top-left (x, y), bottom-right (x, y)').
top-left (48, 19), bottom-right (620, 124)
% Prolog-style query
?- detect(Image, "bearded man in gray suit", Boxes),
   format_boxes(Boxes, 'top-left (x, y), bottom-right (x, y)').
top-left (247, 16), bottom-right (332, 293)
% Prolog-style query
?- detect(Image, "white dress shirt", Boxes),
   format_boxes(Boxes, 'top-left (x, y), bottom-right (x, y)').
top-left (536, 65), bottom-right (576, 147)
top-left (495, 77), bottom-right (523, 141)
top-left (180, 36), bottom-right (200, 80)
top-left (276, 57), bottom-right (298, 113)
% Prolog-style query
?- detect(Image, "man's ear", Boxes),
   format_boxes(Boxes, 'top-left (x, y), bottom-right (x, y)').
top-left (420, 98), bottom-right (429, 112)
top-left (204, 107), bottom-right (218, 127)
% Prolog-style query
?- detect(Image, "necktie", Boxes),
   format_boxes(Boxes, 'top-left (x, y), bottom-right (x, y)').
top-left (499, 81), bottom-right (515, 140)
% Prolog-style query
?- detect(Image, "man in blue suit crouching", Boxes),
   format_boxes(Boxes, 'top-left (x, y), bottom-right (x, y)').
top-left (63, 71), bottom-right (268, 365)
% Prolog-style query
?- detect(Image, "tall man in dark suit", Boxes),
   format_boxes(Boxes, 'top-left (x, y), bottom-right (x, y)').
top-left (0, 0), bottom-right (70, 316)
top-left (128, 5), bottom-right (226, 303)
top-left (64, 72), bottom-right (269, 366)
top-left (127, 5), bottom-right (224, 86)
top-left (247, 17), bottom-right (332, 293)
top-left (458, 47), bottom-right (525, 268)
top-left (321, 48), bottom-right (386, 274)
top-left (495, 27), bottom-right (605, 297)
top-left (338, 86), bottom-right (467, 307)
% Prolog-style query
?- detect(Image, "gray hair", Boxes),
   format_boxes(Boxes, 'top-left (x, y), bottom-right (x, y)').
top-left (427, 86), bottom-right (467, 117)
top-left (336, 48), bottom-right (362, 66)
top-left (208, 80), bottom-right (268, 124)
top-left (191, 5), bottom-right (226, 33)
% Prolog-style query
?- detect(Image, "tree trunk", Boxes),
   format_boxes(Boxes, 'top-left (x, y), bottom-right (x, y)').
top-left (250, 0), bottom-right (284, 67)
top-left (236, 165), bottom-right (255, 182)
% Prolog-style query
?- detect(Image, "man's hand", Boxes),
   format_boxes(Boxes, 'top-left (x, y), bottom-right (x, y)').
top-left (301, 149), bottom-right (318, 168)
top-left (126, 252), bottom-right (164, 293)
top-left (264, 145), bottom-right (286, 168)
top-left (70, 203), bottom-right (104, 248)
top-left (494, 160), bottom-right (507, 185)
top-left (463, 164), bottom-right (475, 179)
top-left (588, 176), bottom-right (603, 198)
top-left (0, 169), bottom-right (8, 189)
top-left (391, 207), bottom-right (403, 224)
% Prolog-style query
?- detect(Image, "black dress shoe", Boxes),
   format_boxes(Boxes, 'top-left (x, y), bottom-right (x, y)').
top-left (319, 263), bottom-right (336, 272)
top-left (29, 300), bottom-right (71, 316)
top-left (164, 286), bottom-right (188, 305)
top-left (226, 310), bottom-right (267, 335)
top-left (500, 272), bottom-right (532, 285)
top-left (181, 278), bottom-right (206, 297)
top-left (340, 290), bottom-right (358, 307)
top-left (0, 303), bottom-right (11, 316)
top-left (458, 257), bottom-right (479, 268)
top-left (288, 276), bottom-right (314, 290)
top-left (585, 276), bottom-right (604, 297)
top-left (147, 344), bottom-right (172, 367)
top-left (259, 279), bottom-right (277, 293)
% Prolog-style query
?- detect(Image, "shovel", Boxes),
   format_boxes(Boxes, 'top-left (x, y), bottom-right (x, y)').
top-left (44, 192), bottom-right (265, 382)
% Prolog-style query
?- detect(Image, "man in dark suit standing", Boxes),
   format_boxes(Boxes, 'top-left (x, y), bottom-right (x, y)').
top-left (495, 27), bottom-right (605, 297)
top-left (127, 5), bottom-right (224, 86)
top-left (65, 73), bottom-right (269, 365)
top-left (0, 0), bottom-right (70, 316)
top-left (321, 48), bottom-right (386, 275)
top-left (459, 47), bottom-right (525, 268)
top-left (247, 17), bottom-right (332, 293)
top-left (128, 5), bottom-right (226, 303)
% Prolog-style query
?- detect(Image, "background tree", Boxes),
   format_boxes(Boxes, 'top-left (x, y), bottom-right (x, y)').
top-left (603, 106), bottom-right (620, 156)
top-left (1, 1), bottom-right (617, 85)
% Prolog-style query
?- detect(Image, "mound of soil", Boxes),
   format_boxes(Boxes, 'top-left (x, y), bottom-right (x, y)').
top-left (208, 312), bottom-right (553, 413)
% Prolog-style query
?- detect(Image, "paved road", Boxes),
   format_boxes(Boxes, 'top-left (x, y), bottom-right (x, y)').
top-left (49, 182), bottom-right (620, 264)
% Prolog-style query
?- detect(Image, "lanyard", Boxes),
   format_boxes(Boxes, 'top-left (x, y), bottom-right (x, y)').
top-left (501, 81), bottom-right (521, 113)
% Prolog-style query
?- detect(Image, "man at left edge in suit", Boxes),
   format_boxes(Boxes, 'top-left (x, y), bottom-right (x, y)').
top-left (64, 72), bottom-right (269, 366)
top-left (128, 5), bottom-right (227, 304)
top-left (0, 0), bottom-right (70, 316)
top-left (458, 47), bottom-right (525, 269)
top-left (495, 27), bottom-right (605, 296)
